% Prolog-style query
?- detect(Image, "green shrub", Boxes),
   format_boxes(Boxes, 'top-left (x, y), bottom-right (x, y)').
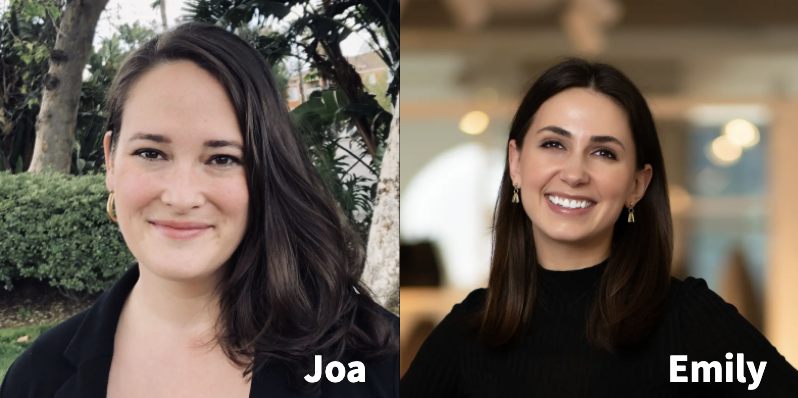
top-left (0, 169), bottom-right (135, 293)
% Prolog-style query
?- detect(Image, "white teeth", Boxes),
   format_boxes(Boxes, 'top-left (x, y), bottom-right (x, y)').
top-left (547, 195), bottom-right (594, 209)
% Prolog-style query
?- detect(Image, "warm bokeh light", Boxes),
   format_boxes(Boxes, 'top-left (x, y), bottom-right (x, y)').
top-left (669, 184), bottom-right (692, 215)
top-left (459, 111), bottom-right (490, 135)
top-left (707, 135), bottom-right (742, 166)
top-left (724, 119), bottom-right (760, 148)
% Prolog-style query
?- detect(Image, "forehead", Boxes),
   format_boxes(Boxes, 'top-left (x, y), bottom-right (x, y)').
top-left (119, 60), bottom-right (242, 146)
top-left (532, 88), bottom-right (631, 137)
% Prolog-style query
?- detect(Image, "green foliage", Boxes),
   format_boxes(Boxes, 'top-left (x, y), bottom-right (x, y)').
top-left (0, 169), bottom-right (136, 294)
top-left (293, 89), bottom-right (378, 237)
top-left (184, 0), bottom-right (399, 243)
top-left (0, 323), bottom-right (56, 381)
top-left (230, 24), bottom-right (291, 92)
top-left (0, 0), bottom-right (156, 175)
top-left (0, 0), bottom-right (63, 173)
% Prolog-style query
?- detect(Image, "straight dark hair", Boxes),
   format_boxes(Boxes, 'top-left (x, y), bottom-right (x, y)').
top-left (480, 58), bottom-right (673, 352)
top-left (104, 22), bottom-right (397, 390)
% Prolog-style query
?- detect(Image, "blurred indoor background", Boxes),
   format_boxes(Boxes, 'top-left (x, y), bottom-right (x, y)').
top-left (399, 0), bottom-right (798, 375)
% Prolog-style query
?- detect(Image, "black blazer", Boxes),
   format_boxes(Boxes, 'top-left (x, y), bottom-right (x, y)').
top-left (0, 264), bottom-right (399, 397)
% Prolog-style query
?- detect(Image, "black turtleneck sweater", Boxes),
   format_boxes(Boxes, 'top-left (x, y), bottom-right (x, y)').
top-left (400, 259), bottom-right (798, 397)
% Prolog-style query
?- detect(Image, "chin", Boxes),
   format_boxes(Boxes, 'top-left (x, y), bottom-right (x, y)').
top-left (139, 254), bottom-right (223, 282)
top-left (535, 219), bottom-right (594, 243)
top-left (547, 230), bottom-right (591, 243)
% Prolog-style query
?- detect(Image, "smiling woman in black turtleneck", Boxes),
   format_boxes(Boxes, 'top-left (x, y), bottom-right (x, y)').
top-left (400, 58), bottom-right (798, 397)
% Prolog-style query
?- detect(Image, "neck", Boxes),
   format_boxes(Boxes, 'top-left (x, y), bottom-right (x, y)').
top-left (533, 228), bottom-right (612, 271)
top-left (121, 264), bottom-right (223, 344)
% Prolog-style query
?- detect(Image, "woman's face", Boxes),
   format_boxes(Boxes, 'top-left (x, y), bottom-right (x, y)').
top-left (509, 87), bottom-right (652, 246)
top-left (103, 60), bottom-right (249, 283)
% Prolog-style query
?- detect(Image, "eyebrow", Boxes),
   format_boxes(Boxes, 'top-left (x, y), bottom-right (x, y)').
top-left (128, 132), bottom-right (243, 151)
top-left (537, 125), bottom-right (625, 149)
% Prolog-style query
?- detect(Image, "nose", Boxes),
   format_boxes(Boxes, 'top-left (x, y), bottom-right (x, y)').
top-left (559, 153), bottom-right (590, 187)
top-left (160, 161), bottom-right (206, 212)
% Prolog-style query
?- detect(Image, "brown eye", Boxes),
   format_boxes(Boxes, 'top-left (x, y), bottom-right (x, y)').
top-left (209, 155), bottom-right (241, 166)
top-left (594, 149), bottom-right (617, 159)
top-left (134, 149), bottom-right (164, 161)
top-left (541, 140), bottom-right (564, 150)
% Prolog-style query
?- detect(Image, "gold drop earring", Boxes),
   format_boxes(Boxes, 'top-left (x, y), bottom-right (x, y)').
top-left (107, 191), bottom-right (118, 222)
top-left (512, 184), bottom-right (520, 204)
top-left (627, 201), bottom-right (635, 223)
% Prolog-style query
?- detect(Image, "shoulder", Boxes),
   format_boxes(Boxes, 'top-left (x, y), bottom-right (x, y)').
top-left (453, 288), bottom-right (487, 317)
top-left (666, 275), bottom-right (758, 349)
top-left (376, 305), bottom-right (399, 333)
top-left (668, 275), bottom-right (730, 311)
top-left (439, 288), bottom-right (486, 328)
top-left (667, 275), bottom-right (738, 321)
top-left (422, 288), bottom-right (486, 344)
top-left (1, 309), bottom-right (88, 397)
top-left (399, 289), bottom-right (485, 395)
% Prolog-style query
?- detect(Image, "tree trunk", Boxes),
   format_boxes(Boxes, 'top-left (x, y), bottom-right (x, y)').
top-left (362, 95), bottom-right (400, 313)
top-left (160, 0), bottom-right (168, 31)
top-left (296, 59), bottom-right (305, 103)
top-left (27, 0), bottom-right (109, 174)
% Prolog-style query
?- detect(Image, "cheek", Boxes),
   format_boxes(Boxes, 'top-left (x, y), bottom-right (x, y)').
top-left (214, 177), bottom-right (249, 229)
top-left (522, 152), bottom-right (559, 189)
top-left (593, 170), bottom-right (633, 203)
top-left (113, 164), bottom-right (159, 216)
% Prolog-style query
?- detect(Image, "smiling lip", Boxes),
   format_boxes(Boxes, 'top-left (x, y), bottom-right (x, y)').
top-left (545, 192), bottom-right (596, 202)
top-left (545, 192), bottom-right (597, 217)
top-left (149, 220), bottom-right (211, 240)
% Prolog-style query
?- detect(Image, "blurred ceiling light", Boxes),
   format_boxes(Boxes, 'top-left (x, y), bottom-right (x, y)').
top-left (669, 184), bottom-right (692, 216)
top-left (706, 135), bottom-right (742, 166)
top-left (460, 111), bottom-right (490, 135)
top-left (723, 119), bottom-right (760, 148)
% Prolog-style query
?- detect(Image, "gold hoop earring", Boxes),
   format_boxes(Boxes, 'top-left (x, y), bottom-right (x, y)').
top-left (512, 184), bottom-right (520, 204)
top-left (107, 191), bottom-right (118, 222)
top-left (627, 202), bottom-right (635, 223)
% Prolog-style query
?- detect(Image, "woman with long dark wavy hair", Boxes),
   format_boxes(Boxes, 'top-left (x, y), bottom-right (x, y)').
top-left (401, 58), bottom-right (798, 397)
top-left (0, 23), bottom-right (397, 398)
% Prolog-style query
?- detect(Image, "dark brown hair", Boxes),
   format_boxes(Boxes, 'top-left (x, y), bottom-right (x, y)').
top-left (104, 22), bottom-right (397, 390)
top-left (480, 58), bottom-right (673, 352)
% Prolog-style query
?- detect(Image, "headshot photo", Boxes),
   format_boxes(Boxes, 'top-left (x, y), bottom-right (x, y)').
top-left (0, 1), bottom-right (400, 397)
top-left (400, 1), bottom-right (798, 395)
top-left (401, 57), bottom-right (798, 397)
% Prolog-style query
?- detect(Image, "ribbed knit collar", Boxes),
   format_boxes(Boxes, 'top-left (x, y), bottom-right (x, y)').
top-left (536, 258), bottom-right (609, 299)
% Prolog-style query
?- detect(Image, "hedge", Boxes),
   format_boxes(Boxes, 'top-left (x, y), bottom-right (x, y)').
top-left (0, 169), bottom-right (135, 294)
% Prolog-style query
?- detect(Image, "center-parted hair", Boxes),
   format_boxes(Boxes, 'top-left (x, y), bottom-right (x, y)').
top-left (480, 58), bottom-right (673, 352)
top-left (104, 22), bottom-right (397, 390)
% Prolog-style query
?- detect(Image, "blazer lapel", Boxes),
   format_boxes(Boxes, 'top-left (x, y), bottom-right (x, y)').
top-left (54, 356), bottom-right (113, 398)
top-left (54, 264), bottom-right (140, 398)
top-left (250, 362), bottom-right (322, 398)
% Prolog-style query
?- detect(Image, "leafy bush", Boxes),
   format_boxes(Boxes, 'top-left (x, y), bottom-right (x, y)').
top-left (0, 169), bottom-right (135, 294)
